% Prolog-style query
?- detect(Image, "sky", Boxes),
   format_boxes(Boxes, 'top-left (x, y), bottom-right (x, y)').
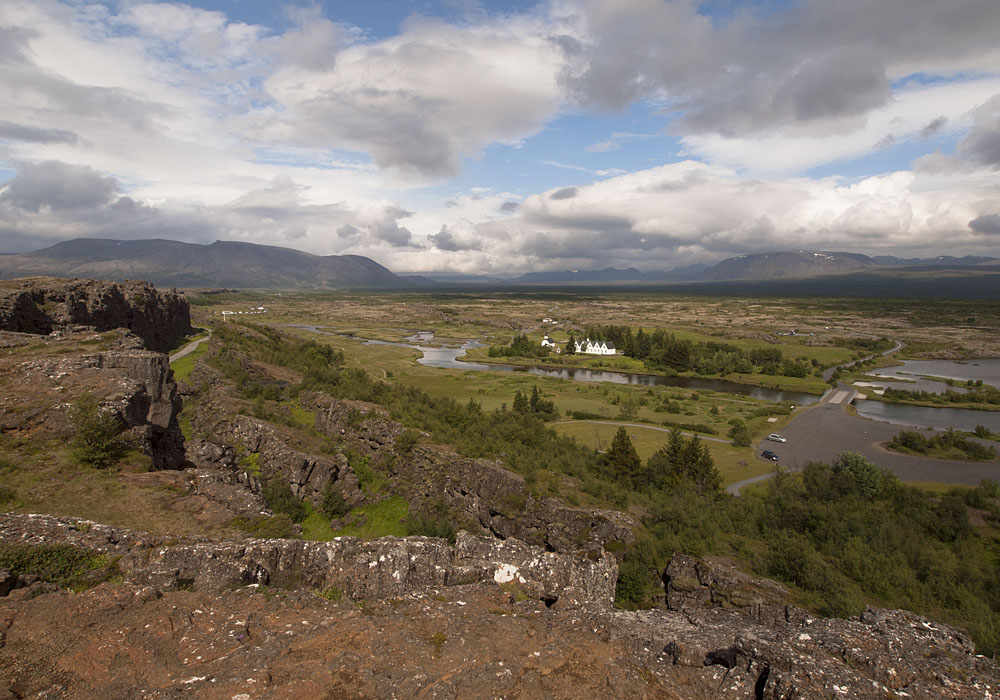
top-left (0, 0), bottom-right (999, 274)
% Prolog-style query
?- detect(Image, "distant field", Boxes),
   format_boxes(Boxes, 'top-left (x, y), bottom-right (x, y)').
top-left (192, 289), bottom-right (1000, 461)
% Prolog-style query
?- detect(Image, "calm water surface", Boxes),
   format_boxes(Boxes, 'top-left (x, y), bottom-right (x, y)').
top-left (361, 333), bottom-right (820, 404)
top-left (855, 401), bottom-right (1000, 432)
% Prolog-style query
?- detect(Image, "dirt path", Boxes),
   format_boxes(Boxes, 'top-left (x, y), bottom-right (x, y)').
top-left (169, 332), bottom-right (210, 362)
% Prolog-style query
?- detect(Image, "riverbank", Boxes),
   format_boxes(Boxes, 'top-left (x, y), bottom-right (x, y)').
top-left (460, 347), bottom-right (829, 396)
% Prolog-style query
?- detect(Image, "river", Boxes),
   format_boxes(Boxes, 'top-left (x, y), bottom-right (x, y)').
top-left (291, 324), bottom-right (1000, 429)
top-left (361, 334), bottom-right (820, 404)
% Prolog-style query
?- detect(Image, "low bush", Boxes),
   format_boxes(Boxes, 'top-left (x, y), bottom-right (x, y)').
top-left (69, 392), bottom-right (126, 468)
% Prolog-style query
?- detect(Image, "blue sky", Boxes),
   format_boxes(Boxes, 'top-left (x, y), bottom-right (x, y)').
top-left (0, 0), bottom-right (998, 273)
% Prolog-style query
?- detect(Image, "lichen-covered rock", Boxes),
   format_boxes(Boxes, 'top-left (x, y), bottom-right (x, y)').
top-left (0, 513), bottom-right (618, 607)
top-left (1, 514), bottom-right (996, 699)
top-left (0, 277), bottom-right (192, 352)
top-left (1, 346), bottom-right (185, 469)
top-left (664, 552), bottom-right (803, 625)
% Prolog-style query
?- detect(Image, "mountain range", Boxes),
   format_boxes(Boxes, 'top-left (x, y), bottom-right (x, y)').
top-left (0, 238), bottom-right (411, 289)
top-left (1, 238), bottom-right (996, 290)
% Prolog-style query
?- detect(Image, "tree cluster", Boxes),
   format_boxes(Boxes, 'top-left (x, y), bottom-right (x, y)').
top-left (488, 333), bottom-right (551, 358)
top-left (582, 325), bottom-right (813, 378)
top-left (888, 429), bottom-right (997, 461)
top-left (883, 385), bottom-right (1000, 405)
top-left (602, 427), bottom-right (721, 494)
top-left (512, 386), bottom-right (558, 419)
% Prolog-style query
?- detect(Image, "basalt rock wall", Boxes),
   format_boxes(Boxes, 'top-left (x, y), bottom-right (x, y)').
top-left (0, 277), bottom-right (192, 352)
top-left (0, 513), bottom-right (618, 607)
top-left (4, 345), bottom-right (185, 469)
top-left (305, 392), bottom-right (638, 554)
top-left (1, 513), bottom-right (997, 699)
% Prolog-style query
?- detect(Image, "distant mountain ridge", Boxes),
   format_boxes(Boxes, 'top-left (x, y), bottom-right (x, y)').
top-left (872, 254), bottom-right (998, 267)
top-left (1, 239), bottom-right (996, 289)
top-left (436, 251), bottom-right (995, 285)
top-left (0, 238), bottom-right (411, 289)
top-left (701, 250), bottom-right (876, 281)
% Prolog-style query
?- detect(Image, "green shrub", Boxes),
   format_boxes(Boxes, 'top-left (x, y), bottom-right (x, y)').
top-left (262, 477), bottom-right (307, 523)
top-left (0, 542), bottom-right (119, 590)
top-left (728, 422), bottom-right (752, 447)
top-left (69, 392), bottom-right (126, 468)
top-left (0, 485), bottom-right (17, 507)
top-left (321, 482), bottom-right (350, 519)
top-left (395, 429), bottom-right (421, 454)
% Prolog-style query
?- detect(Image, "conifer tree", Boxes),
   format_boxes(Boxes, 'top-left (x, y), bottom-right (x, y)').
top-left (605, 426), bottom-right (642, 486)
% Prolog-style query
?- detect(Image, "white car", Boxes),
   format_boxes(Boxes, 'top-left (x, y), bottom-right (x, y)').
top-left (767, 433), bottom-right (787, 443)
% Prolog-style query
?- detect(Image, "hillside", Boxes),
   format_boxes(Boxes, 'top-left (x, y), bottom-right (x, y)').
top-left (701, 250), bottom-right (875, 281)
top-left (0, 238), bottom-right (410, 289)
top-left (2, 284), bottom-right (1000, 697)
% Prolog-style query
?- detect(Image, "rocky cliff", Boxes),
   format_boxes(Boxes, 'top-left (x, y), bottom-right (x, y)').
top-left (0, 277), bottom-right (192, 352)
top-left (305, 391), bottom-right (637, 553)
top-left (1, 332), bottom-right (185, 469)
top-left (1, 513), bottom-right (995, 699)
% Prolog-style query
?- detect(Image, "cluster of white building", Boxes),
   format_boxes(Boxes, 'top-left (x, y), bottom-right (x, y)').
top-left (540, 336), bottom-right (617, 356)
top-left (220, 305), bottom-right (267, 319)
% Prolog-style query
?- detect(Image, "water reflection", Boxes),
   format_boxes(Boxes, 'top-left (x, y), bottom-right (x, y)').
top-left (361, 333), bottom-right (820, 404)
top-left (855, 400), bottom-right (1000, 432)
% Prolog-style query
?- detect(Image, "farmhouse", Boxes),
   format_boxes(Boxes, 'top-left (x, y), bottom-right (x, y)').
top-left (573, 338), bottom-right (617, 356)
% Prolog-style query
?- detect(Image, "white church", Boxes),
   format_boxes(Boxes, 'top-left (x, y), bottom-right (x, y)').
top-left (573, 338), bottom-right (617, 356)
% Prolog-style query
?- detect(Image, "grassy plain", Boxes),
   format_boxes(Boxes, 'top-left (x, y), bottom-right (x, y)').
top-left (187, 290), bottom-right (998, 486)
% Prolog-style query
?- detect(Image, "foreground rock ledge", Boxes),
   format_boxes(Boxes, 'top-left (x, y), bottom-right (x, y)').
top-left (0, 513), bottom-right (617, 608)
top-left (1, 514), bottom-right (998, 699)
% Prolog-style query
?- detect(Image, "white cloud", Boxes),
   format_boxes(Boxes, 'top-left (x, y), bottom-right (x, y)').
top-left (259, 15), bottom-right (565, 176)
top-left (681, 78), bottom-right (1000, 175)
top-left (1, 0), bottom-right (999, 274)
top-left (434, 161), bottom-right (1000, 271)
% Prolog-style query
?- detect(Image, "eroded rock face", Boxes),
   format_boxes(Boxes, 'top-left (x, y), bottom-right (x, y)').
top-left (0, 514), bottom-right (996, 700)
top-left (1, 345), bottom-right (185, 469)
top-left (0, 513), bottom-right (618, 607)
top-left (664, 552), bottom-right (805, 625)
top-left (305, 392), bottom-right (637, 553)
top-left (0, 277), bottom-right (191, 352)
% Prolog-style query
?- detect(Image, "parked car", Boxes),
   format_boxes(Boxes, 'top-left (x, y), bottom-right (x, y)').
top-left (761, 449), bottom-right (780, 461)
top-left (767, 433), bottom-right (787, 443)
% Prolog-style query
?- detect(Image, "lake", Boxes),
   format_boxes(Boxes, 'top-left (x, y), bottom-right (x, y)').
top-left (854, 400), bottom-right (1000, 432)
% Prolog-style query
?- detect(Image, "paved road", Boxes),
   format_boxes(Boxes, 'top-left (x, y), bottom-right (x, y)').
top-left (728, 397), bottom-right (1000, 494)
top-left (169, 332), bottom-right (211, 363)
top-left (822, 338), bottom-right (904, 381)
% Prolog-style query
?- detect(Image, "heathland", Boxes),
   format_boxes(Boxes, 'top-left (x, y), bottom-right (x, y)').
top-left (4, 284), bottom-right (1000, 682)
top-left (170, 289), bottom-right (1000, 650)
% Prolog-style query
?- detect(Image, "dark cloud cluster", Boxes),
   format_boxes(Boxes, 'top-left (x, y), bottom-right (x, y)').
top-left (0, 121), bottom-right (79, 145)
top-left (562, 0), bottom-right (1000, 137)
top-left (969, 214), bottom-right (1000, 235)
top-left (1, 161), bottom-right (118, 212)
top-left (959, 95), bottom-right (1000, 168)
top-left (429, 225), bottom-right (482, 251)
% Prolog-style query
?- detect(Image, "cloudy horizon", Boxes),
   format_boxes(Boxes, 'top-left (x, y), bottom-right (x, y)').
top-left (1, 0), bottom-right (998, 274)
